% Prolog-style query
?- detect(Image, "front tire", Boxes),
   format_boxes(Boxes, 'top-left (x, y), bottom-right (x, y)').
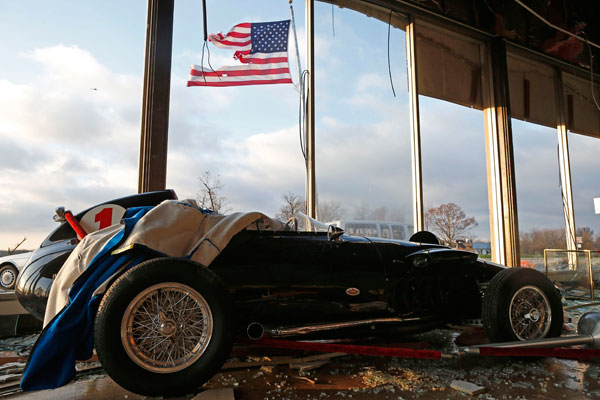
top-left (482, 268), bottom-right (563, 343)
top-left (0, 264), bottom-right (18, 290)
top-left (94, 257), bottom-right (234, 396)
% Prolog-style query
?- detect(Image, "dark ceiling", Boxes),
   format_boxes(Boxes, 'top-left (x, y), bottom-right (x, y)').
top-left (394, 0), bottom-right (600, 68)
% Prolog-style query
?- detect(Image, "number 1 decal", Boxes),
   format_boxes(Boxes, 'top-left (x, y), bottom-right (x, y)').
top-left (80, 204), bottom-right (126, 234)
top-left (94, 207), bottom-right (114, 230)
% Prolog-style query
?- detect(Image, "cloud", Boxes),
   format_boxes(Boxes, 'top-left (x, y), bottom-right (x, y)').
top-left (0, 45), bottom-right (144, 248)
top-left (355, 73), bottom-right (388, 93)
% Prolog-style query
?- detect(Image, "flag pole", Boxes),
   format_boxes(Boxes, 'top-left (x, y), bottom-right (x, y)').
top-left (304, 0), bottom-right (316, 218)
top-left (290, 0), bottom-right (315, 218)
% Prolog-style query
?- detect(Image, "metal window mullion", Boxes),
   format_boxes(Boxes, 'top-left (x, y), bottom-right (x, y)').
top-left (406, 18), bottom-right (423, 233)
top-left (482, 39), bottom-right (520, 267)
top-left (554, 69), bottom-right (577, 253)
top-left (483, 100), bottom-right (506, 265)
top-left (138, 0), bottom-right (174, 193)
top-left (482, 40), bottom-right (505, 265)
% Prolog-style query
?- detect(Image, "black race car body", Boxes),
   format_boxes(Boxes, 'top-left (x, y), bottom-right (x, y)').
top-left (16, 195), bottom-right (564, 397)
top-left (211, 229), bottom-right (502, 333)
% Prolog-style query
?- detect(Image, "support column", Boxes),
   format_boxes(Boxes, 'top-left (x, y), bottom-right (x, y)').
top-left (483, 38), bottom-right (520, 267)
top-left (305, 0), bottom-right (316, 218)
top-left (138, 0), bottom-right (174, 193)
top-left (554, 69), bottom-right (577, 254)
top-left (406, 18), bottom-right (424, 233)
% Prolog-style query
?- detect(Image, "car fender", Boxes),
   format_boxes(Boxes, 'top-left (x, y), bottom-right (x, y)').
top-left (0, 252), bottom-right (33, 270)
top-left (405, 247), bottom-right (478, 268)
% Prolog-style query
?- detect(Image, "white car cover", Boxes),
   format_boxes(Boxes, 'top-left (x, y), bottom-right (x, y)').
top-left (44, 200), bottom-right (282, 325)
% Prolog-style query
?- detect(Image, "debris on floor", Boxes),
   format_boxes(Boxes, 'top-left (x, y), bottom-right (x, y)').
top-left (2, 304), bottom-right (600, 399)
top-left (191, 388), bottom-right (235, 400)
top-left (289, 358), bottom-right (329, 372)
top-left (450, 379), bottom-right (486, 395)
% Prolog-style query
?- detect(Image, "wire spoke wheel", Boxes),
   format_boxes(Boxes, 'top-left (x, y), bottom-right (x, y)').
top-left (483, 268), bottom-right (563, 343)
top-left (509, 285), bottom-right (552, 341)
top-left (121, 282), bottom-right (213, 373)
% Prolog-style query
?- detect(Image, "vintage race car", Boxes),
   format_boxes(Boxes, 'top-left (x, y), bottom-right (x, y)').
top-left (16, 193), bottom-right (564, 396)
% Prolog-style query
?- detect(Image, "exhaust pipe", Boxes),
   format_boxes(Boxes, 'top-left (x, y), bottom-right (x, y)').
top-left (247, 322), bottom-right (267, 340)
top-left (462, 311), bottom-right (600, 355)
top-left (247, 317), bottom-right (426, 340)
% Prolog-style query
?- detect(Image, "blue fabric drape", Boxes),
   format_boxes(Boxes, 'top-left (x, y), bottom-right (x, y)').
top-left (21, 206), bottom-right (153, 391)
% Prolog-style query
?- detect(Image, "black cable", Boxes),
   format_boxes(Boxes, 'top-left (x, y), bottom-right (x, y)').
top-left (199, 6), bottom-right (219, 85)
top-left (387, 10), bottom-right (396, 97)
top-left (298, 70), bottom-right (309, 161)
top-left (201, 41), bottom-right (207, 85)
top-left (583, 32), bottom-right (600, 112)
top-left (205, 42), bottom-right (219, 77)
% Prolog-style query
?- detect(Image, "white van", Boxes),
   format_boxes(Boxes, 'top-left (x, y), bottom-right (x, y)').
top-left (326, 220), bottom-right (414, 240)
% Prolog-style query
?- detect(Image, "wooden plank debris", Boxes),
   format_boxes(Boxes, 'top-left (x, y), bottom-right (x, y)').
top-left (450, 380), bottom-right (486, 395)
top-left (289, 359), bottom-right (329, 372)
top-left (191, 388), bottom-right (235, 400)
top-left (222, 352), bottom-right (344, 370)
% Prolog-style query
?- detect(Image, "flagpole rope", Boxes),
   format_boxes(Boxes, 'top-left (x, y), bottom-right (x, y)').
top-left (387, 10), bottom-right (396, 98)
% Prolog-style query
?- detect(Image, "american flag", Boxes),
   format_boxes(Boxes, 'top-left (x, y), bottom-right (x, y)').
top-left (188, 20), bottom-right (293, 87)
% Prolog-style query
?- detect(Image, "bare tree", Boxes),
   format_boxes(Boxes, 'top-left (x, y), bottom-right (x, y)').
top-left (520, 228), bottom-right (567, 255)
top-left (576, 227), bottom-right (595, 250)
top-left (425, 203), bottom-right (477, 244)
top-left (276, 192), bottom-right (306, 221)
top-left (353, 203), bottom-right (395, 221)
top-left (7, 237), bottom-right (27, 255)
top-left (318, 200), bottom-right (344, 222)
top-left (369, 206), bottom-right (388, 221)
top-left (353, 202), bottom-right (370, 220)
top-left (196, 171), bottom-right (229, 213)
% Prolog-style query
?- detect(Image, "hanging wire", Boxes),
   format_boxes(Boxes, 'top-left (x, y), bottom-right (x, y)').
top-left (200, 0), bottom-right (218, 85)
top-left (513, 0), bottom-right (600, 50)
top-left (387, 10), bottom-right (396, 97)
top-left (201, 42), bottom-right (208, 86)
top-left (298, 70), bottom-right (309, 161)
top-left (289, 0), bottom-right (307, 160)
top-left (513, 0), bottom-right (600, 112)
top-left (200, 38), bottom-right (220, 85)
top-left (583, 32), bottom-right (600, 112)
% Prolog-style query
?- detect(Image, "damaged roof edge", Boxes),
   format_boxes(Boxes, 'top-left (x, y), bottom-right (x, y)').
top-left (319, 0), bottom-right (600, 83)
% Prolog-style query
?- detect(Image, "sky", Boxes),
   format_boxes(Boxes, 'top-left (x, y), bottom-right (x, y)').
top-left (0, 0), bottom-right (599, 251)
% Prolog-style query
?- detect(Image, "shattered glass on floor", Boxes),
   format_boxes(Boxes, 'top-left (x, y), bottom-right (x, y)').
top-left (1, 305), bottom-right (600, 399)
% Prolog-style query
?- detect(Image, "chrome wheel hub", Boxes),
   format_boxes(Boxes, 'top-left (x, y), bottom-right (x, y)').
top-left (121, 282), bottom-right (213, 373)
top-left (509, 285), bottom-right (552, 341)
top-left (1, 270), bottom-right (15, 287)
top-left (160, 319), bottom-right (177, 336)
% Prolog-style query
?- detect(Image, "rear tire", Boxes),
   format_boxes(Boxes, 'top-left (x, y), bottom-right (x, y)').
top-left (94, 257), bottom-right (234, 396)
top-left (482, 268), bottom-right (563, 343)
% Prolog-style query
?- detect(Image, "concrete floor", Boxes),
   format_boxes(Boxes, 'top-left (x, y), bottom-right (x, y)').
top-left (8, 327), bottom-right (600, 400)
top-left (5, 302), bottom-right (600, 399)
